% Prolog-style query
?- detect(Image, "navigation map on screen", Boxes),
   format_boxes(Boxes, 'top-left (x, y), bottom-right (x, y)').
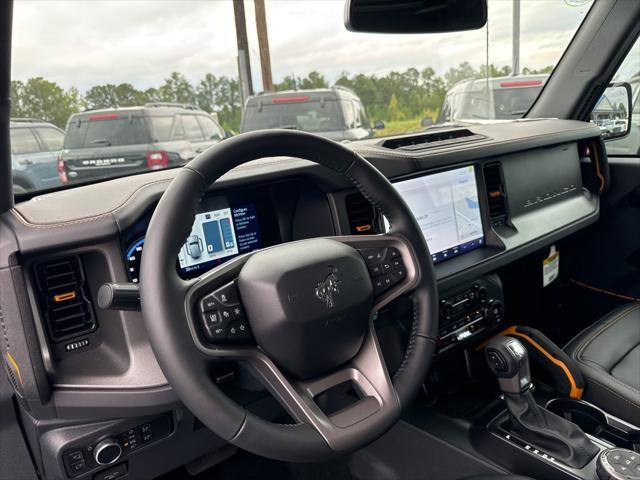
top-left (392, 166), bottom-right (484, 263)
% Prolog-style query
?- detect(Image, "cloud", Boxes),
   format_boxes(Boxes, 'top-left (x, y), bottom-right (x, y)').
top-left (12, 0), bottom-right (593, 93)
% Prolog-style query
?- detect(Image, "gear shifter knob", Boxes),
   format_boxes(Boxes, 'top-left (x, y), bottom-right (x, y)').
top-left (485, 336), bottom-right (532, 394)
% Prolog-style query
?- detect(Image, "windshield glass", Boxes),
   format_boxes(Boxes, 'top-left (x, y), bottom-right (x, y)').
top-left (11, 0), bottom-right (593, 193)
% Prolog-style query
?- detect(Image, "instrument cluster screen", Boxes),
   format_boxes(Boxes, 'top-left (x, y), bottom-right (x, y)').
top-left (178, 204), bottom-right (262, 276)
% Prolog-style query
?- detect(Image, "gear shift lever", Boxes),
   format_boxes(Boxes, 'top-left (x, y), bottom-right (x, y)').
top-left (486, 336), bottom-right (599, 469)
top-left (485, 335), bottom-right (532, 394)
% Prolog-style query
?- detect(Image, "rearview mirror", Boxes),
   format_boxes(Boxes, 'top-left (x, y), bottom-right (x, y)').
top-left (373, 120), bottom-right (385, 130)
top-left (590, 82), bottom-right (633, 141)
top-left (345, 0), bottom-right (487, 34)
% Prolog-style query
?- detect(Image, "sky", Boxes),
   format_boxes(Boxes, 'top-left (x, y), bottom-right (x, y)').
top-left (10, 0), bottom-right (606, 94)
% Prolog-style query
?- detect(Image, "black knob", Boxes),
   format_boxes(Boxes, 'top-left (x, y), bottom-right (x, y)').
top-left (596, 448), bottom-right (640, 479)
top-left (487, 300), bottom-right (504, 323)
top-left (440, 300), bottom-right (453, 319)
top-left (94, 438), bottom-right (122, 465)
top-left (477, 286), bottom-right (488, 302)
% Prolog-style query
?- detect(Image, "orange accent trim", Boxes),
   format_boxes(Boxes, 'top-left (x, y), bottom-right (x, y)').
top-left (502, 327), bottom-right (583, 399)
top-left (53, 291), bottom-right (76, 302)
top-left (355, 224), bottom-right (372, 232)
top-left (5, 352), bottom-right (23, 387)
top-left (488, 190), bottom-right (502, 199)
top-left (476, 326), bottom-right (583, 399)
top-left (569, 279), bottom-right (640, 302)
top-left (592, 142), bottom-right (605, 193)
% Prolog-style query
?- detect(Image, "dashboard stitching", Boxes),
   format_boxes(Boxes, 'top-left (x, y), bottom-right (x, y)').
top-left (9, 208), bottom-right (114, 229)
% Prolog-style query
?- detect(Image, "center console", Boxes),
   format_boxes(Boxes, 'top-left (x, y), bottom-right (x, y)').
top-left (436, 276), bottom-right (504, 354)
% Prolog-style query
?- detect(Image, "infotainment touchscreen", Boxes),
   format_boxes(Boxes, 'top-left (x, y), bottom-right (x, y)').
top-left (391, 166), bottom-right (484, 263)
top-left (178, 204), bottom-right (262, 275)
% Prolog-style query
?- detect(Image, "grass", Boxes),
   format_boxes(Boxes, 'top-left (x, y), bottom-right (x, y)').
top-left (372, 117), bottom-right (426, 137)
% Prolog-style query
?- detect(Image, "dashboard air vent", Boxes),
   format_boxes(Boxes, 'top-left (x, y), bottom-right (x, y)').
top-left (33, 256), bottom-right (97, 342)
top-left (381, 129), bottom-right (487, 152)
top-left (483, 163), bottom-right (507, 227)
top-left (345, 192), bottom-right (378, 235)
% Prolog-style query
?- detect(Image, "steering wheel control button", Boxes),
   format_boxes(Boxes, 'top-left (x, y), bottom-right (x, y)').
top-left (94, 438), bottom-right (122, 465)
top-left (387, 247), bottom-right (400, 259)
top-left (368, 263), bottom-right (383, 277)
top-left (361, 248), bottom-right (386, 265)
top-left (200, 294), bottom-right (220, 312)
top-left (198, 283), bottom-right (252, 344)
top-left (227, 320), bottom-right (252, 341)
top-left (213, 281), bottom-right (241, 305)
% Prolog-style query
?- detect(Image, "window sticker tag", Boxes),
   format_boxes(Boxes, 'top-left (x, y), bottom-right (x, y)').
top-left (543, 246), bottom-right (560, 287)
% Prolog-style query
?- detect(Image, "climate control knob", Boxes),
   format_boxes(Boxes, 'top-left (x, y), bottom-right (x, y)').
top-left (486, 300), bottom-right (504, 323)
top-left (94, 438), bottom-right (122, 465)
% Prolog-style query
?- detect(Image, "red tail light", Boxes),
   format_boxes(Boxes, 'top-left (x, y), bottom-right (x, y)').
top-left (499, 80), bottom-right (543, 88)
top-left (89, 113), bottom-right (120, 121)
top-left (146, 150), bottom-right (169, 170)
top-left (272, 95), bottom-right (310, 103)
top-left (57, 157), bottom-right (68, 184)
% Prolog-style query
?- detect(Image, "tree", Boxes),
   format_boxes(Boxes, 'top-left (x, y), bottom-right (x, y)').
top-left (159, 72), bottom-right (196, 104)
top-left (11, 77), bottom-right (80, 128)
top-left (83, 83), bottom-right (148, 110)
top-left (274, 74), bottom-right (297, 91)
top-left (444, 62), bottom-right (477, 89)
top-left (298, 71), bottom-right (328, 89)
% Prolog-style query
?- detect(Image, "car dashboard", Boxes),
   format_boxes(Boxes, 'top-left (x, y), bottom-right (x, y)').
top-left (0, 118), bottom-right (607, 479)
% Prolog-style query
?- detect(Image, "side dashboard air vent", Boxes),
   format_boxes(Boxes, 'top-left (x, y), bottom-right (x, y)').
top-left (33, 256), bottom-right (97, 342)
top-left (483, 163), bottom-right (507, 226)
top-left (345, 192), bottom-right (378, 235)
top-left (381, 129), bottom-right (487, 152)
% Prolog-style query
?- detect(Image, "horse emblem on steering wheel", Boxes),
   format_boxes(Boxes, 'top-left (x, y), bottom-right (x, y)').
top-left (315, 266), bottom-right (340, 309)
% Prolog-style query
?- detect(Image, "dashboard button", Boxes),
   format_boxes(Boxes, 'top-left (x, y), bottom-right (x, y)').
top-left (204, 323), bottom-right (226, 342)
top-left (213, 281), bottom-right (240, 305)
top-left (227, 320), bottom-right (252, 342)
top-left (70, 461), bottom-right (85, 474)
top-left (219, 308), bottom-right (233, 322)
top-left (360, 248), bottom-right (385, 265)
top-left (68, 451), bottom-right (84, 463)
top-left (231, 305), bottom-right (244, 319)
top-left (200, 294), bottom-right (220, 312)
top-left (202, 311), bottom-right (222, 327)
top-left (368, 263), bottom-right (383, 277)
top-left (386, 247), bottom-right (400, 259)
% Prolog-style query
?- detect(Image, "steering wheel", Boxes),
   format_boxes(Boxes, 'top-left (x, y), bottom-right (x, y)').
top-left (140, 130), bottom-right (438, 462)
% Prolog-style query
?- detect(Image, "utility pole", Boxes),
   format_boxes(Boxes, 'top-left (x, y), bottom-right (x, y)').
top-left (512, 0), bottom-right (520, 76)
top-left (233, 0), bottom-right (253, 104)
top-left (254, 0), bottom-right (274, 92)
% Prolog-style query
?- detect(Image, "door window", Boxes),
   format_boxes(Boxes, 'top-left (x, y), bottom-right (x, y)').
top-left (35, 127), bottom-right (64, 151)
top-left (10, 128), bottom-right (41, 155)
top-left (182, 115), bottom-right (205, 142)
top-left (197, 115), bottom-right (223, 141)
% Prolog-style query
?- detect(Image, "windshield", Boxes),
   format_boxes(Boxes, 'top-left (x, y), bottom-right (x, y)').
top-left (11, 0), bottom-right (593, 193)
